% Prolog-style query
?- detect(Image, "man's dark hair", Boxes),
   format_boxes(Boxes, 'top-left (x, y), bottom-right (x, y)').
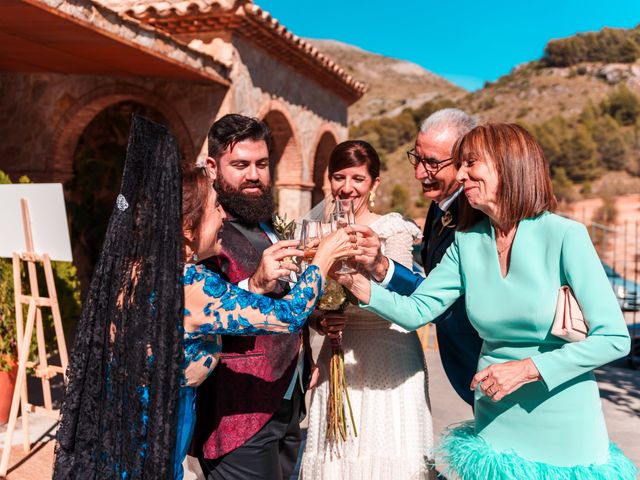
top-left (207, 114), bottom-right (272, 159)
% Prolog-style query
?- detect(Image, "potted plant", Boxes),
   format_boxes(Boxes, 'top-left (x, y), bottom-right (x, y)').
top-left (0, 257), bottom-right (18, 424)
top-left (0, 170), bottom-right (18, 423)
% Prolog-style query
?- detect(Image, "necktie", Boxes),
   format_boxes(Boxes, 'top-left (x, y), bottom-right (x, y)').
top-left (427, 205), bottom-right (443, 252)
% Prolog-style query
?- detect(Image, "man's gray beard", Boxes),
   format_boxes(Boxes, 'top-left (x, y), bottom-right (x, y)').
top-left (215, 176), bottom-right (275, 224)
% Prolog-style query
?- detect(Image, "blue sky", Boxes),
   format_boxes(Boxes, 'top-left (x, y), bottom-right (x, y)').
top-left (258, 0), bottom-right (640, 91)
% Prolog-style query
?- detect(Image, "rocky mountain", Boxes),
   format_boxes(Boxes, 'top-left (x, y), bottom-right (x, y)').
top-left (311, 29), bottom-right (640, 127)
top-left (310, 27), bottom-right (640, 220)
top-left (467, 61), bottom-right (640, 125)
top-left (308, 39), bottom-right (466, 125)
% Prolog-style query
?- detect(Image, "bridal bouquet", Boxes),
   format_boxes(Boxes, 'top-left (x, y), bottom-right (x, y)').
top-left (318, 278), bottom-right (357, 443)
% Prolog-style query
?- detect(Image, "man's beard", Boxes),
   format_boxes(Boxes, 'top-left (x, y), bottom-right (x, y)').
top-left (215, 174), bottom-right (275, 224)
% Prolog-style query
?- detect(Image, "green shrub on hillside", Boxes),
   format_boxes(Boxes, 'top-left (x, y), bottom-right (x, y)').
top-left (390, 184), bottom-right (410, 216)
top-left (410, 98), bottom-right (458, 128)
top-left (591, 115), bottom-right (627, 170)
top-left (563, 125), bottom-right (600, 182)
top-left (603, 84), bottom-right (640, 126)
top-left (542, 26), bottom-right (640, 67)
top-left (350, 110), bottom-right (415, 155)
top-left (350, 98), bottom-right (459, 157)
top-left (478, 96), bottom-right (497, 111)
top-left (531, 89), bottom-right (640, 184)
top-left (552, 167), bottom-right (578, 203)
top-left (531, 116), bottom-right (571, 170)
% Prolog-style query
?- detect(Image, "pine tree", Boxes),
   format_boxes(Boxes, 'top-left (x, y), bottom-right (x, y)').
top-left (591, 115), bottom-right (627, 170)
top-left (561, 124), bottom-right (599, 181)
top-left (604, 85), bottom-right (640, 126)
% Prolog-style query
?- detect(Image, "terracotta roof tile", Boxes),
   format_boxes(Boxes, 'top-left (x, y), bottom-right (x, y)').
top-left (104, 0), bottom-right (367, 101)
top-left (96, 0), bottom-right (243, 18)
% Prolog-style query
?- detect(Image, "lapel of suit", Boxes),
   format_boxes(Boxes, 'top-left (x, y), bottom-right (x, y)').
top-left (421, 203), bottom-right (437, 267)
top-left (424, 200), bottom-right (460, 271)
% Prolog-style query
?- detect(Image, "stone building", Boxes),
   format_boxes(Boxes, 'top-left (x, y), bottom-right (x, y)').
top-left (0, 0), bottom-right (364, 288)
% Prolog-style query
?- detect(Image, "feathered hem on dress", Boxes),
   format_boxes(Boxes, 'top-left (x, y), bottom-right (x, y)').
top-left (436, 421), bottom-right (638, 480)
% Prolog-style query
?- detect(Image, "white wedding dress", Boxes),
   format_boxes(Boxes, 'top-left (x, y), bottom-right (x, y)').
top-left (301, 213), bottom-right (435, 480)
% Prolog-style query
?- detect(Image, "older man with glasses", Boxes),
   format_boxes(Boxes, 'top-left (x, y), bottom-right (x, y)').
top-left (366, 108), bottom-right (483, 407)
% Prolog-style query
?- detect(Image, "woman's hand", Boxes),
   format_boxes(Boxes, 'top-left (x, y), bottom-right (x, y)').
top-left (312, 229), bottom-right (359, 276)
top-left (333, 270), bottom-right (371, 304)
top-left (471, 358), bottom-right (542, 402)
top-left (317, 312), bottom-right (347, 338)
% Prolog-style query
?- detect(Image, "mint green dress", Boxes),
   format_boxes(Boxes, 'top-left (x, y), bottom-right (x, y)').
top-left (364, 213), bottom-right (636, 479)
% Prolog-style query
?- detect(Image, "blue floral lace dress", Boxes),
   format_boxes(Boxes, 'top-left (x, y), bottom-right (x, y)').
top-left (174, 263), bottom-right (324, 479)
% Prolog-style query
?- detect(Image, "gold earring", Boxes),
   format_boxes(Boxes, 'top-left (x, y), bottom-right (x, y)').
top-left (369, 191), bottom-right (376, 209)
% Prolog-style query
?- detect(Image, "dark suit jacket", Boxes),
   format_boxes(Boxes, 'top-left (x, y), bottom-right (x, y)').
top-left (388, 199), bottom-right (482, 406)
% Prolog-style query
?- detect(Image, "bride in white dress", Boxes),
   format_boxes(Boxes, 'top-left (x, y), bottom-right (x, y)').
top-left (301, 140), bottom-right (434, 480)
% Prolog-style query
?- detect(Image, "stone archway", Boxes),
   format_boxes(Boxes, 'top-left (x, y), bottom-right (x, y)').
top-left (258, 101), bottom-right (308, 218)
top-left (311, 128), bottom-right (339, 207)
top-left (50, 84), bottom-right (194, 181)
top-left (49, 85), bottom-right (194, 295)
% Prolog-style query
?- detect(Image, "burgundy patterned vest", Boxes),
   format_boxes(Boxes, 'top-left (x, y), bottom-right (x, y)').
top-left (191, 221), bottom-right (301, 459)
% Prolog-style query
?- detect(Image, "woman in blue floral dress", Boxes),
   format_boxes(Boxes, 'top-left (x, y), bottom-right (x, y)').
top-left (54, 117), bottom-right (356, 480)
top-left (174, 166), bottom-right (357, 478)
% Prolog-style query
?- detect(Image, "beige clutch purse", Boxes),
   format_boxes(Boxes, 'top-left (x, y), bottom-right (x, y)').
top-left (551, 286), bottom-right (589, 342)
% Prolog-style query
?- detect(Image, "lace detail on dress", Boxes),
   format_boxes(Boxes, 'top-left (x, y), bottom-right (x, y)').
top-left (369, 213), bottom-right (422, 271)
top-left (370, 212), bottom-right (422, 242)
top-left (181, 329), bottom-right (221, 387)
top-left (180, 263), bottom-right (324, 387)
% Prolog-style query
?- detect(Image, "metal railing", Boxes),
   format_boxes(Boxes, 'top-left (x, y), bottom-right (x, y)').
top-left (583, 218), bottom-right (640, 368)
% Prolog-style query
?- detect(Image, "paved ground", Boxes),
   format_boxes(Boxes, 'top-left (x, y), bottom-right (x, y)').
top-left (2, 335), bottom-right (639, 479)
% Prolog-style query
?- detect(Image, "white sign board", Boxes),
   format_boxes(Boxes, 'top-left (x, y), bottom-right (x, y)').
top-left (0, 184), bottom-right (73, 261)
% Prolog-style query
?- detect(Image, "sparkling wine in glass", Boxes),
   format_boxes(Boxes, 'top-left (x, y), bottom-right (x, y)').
top-left (334, 199), bottom-right (357, 274)
top-left (301, 220), bottom-right (323, 267)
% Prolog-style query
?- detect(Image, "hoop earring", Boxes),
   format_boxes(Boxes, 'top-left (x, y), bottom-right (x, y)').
top-left (368, 191), bottom-right (376, 209)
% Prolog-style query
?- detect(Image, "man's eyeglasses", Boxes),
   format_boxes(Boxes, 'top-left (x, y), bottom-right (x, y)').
top-left (406, 149), bottom-right (453, 174)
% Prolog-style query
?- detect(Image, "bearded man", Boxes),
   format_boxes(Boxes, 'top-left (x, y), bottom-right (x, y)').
top-left (193, 114), bottom-right (309, 480)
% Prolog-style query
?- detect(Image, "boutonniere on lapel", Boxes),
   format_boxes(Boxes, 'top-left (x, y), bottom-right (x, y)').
top-left (439, 210), bottom-right (456, 234)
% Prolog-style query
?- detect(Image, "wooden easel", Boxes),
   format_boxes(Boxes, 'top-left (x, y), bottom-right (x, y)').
top-left (0, 199), bottom-right (69, 478)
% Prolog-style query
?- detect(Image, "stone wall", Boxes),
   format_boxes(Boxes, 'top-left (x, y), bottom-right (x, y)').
top-left (0, 71), bottom-right (227, 182)
top-left (0, 34), bottom-right (350, 218)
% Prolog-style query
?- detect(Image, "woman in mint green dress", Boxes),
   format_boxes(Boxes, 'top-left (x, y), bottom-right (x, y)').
top-left (342, 124), bottom-right (636, 479)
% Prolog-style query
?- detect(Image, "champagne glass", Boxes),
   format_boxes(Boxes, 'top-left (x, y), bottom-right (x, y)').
top-left (277, 222), bottom-right (302, 282)
top-left (333, 199), bottom-right (357, 274)
top-left (300, 220), bottom-right (323, 269)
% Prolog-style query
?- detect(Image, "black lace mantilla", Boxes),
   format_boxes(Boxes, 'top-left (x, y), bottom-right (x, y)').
top-left (53, 116), bottom-right (184, 479)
